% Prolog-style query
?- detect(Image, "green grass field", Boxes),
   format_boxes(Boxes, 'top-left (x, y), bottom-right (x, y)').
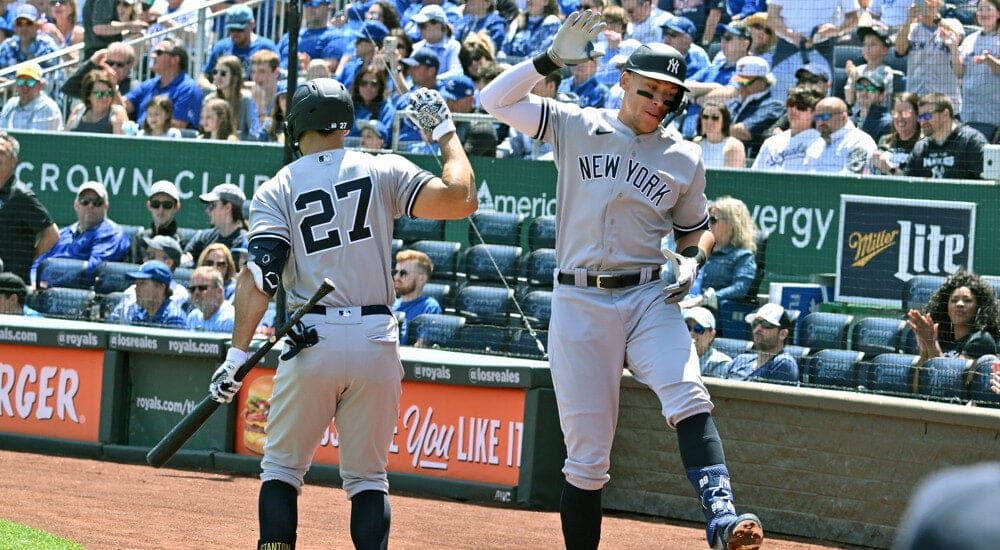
top-left (0, 520), bottom-right (84, 550)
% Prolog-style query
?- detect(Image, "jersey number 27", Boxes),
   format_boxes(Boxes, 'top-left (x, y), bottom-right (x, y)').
top-left (295, 176), bottom-right (373, 254)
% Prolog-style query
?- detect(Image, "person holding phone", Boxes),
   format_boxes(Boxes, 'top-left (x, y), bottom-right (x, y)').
top-left (896, 0), bottom-right (965, 112)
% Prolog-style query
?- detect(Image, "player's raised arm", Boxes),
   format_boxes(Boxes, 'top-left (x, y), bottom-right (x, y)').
top-left (408, 88), bottom-right (478, 220)
top-left (480, 10), bottom-right (606, 135)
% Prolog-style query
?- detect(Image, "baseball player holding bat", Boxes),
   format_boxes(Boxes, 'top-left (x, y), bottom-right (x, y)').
top-left (480, 11), bottom-right (763, 550)
top-left (208, 78), bottom-right (476, 550)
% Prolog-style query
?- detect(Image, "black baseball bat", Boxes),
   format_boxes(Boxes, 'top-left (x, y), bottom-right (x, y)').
top-left (145, 278), bottom-right (335, 468)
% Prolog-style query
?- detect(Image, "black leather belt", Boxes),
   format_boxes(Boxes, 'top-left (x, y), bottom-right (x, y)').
top-left (557, 267), bottom-right (660, 289)
top-left (302, 305), bottom-right (392, 316)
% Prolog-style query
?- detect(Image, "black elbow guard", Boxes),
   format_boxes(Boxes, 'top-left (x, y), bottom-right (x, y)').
top-left (247, 236), bottom-right (290, 297)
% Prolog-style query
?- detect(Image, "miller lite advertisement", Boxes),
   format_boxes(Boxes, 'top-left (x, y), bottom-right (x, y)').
top-left (835, 195), bottom-right (976, 306)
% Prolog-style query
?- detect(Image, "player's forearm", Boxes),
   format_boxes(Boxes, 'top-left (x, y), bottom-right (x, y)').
top-left (676, 229), bottom-right (714, 260)
top-left (480, 59), bottom-right (544, 111)
top-left (231, 270), bottom-right (271, 351)
top-left (435, 132), bottom-right (478, 218)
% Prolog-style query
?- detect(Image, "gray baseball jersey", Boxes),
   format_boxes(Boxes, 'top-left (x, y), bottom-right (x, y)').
top-left (250, 149), bottom-right (433, 308)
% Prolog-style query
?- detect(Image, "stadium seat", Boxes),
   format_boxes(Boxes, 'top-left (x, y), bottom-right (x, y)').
top-left (866, 353), bottom-right (919, 395)
top-left (981, 275), bottom-right (1000, 301)
top-left (461, 243), bottom-right (522, 286)
top-left (716, 300), bottom-right (757, 340)
top-left (508, 328), bottom-right (548, 358)
top-left (36, 258), bottom-right (90, 290)
top-left (120, 224), bottom-right (143, 245)
top-left (901, 275), bottom-right (946, 313)
top-left (784, 345), bottom-right (811, 372)
top-left (409, 313), bottom-right (465, 349)
top-left (96, 291), bottom-right (129, 321)
top-left (524, 248), bottom-right (557, 288)
top-left (966, 355), bottom-right (1000, 406)
top-left (410, 240), bottom-right (462, 281)
top-left (798, 312), bottom-right (853, 352)
top-left (30, 287), bottom-right (96, 320)
top-left (453, 285), bottom-right (514, 325)
top-left (832, 68), bottom-right (848, 100)
top-left (394, 216), bottom-right (446, 243)
top-left (807, 349), bottom-right (864, 389)
top-left (453, 324), bottom-right (510, 355)
top-left (468, 211), bottom-right (526, 247)
top-left (422, 282), bottom-right (452, 311)
top-left (712, 337), bottom-right (752, 359)
top-left (886, 51), bottom-right (908, 74)
top-left (171, 266), bottom-right (194, 289)
top-left (834, 45), bottom-right (864, 68)
top-left (891, 71), bottom-right (906, 94)
top-left (391, 238), bottom-right (403, 259)
top-left (918, 356), bottom-right (973, 401)
top-left (521, 289), bottom-right (552, 328)
top-left (527, 215), bottom-right (557, 251)
top-left (851, 317), bottom-right (906, 359)
top-left (94, 261), bottom-right (141, 295)
top-left (176, 227), bottom-right (198, 245)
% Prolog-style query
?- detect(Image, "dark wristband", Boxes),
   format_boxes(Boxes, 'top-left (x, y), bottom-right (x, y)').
top-left (532, 51), bottom-right (562, 76)
top-left (680, 246), bottom-right (707, 268)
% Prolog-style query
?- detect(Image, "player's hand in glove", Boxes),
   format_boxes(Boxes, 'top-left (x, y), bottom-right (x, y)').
top-left (662, 249), bottom-right (699, 305)
top-left (548, 10), bottom-right (606, 66)
top-left (209, 347), bottom-right (247, 403)
top-left (409, 87), bottom-right (456, 141)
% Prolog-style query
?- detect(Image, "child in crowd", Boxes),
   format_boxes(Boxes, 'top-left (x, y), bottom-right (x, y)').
top-left (197, 98), bottom-right (239, 141)
top-left (137, 95), bottom-right (183, 138)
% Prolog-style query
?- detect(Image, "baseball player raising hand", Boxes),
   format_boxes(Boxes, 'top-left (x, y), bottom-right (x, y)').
top-left (480, 11), bottom-right (763, 550)
top-left (208, 79), bottom-right (476, 549)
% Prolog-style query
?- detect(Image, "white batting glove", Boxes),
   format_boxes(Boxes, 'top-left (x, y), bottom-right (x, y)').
top-left (409, 87), bottom-right (456, 141)
top-left (209, 347), bottom-right (247, 403)
top-left (662, 248), bottom-right (699, 304)
top-left (548, 10), bottom-right (606, 67)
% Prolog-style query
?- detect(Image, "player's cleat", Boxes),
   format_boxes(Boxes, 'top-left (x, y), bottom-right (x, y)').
top-left (713, 513), bottom-right (764, 550)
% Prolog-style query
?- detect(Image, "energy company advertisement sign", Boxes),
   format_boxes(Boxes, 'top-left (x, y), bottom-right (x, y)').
top-left (0, 345), bottom-right (103, 441)
top-left (235, 369), bottom-right (527, 485)
top-left (836, 195), bottom-right (976, 306)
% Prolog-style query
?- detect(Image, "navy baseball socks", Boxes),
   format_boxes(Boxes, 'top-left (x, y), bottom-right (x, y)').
top-left (678, 413), bottom-right (763, 550)
top-left (560, 481), bottom-right (602, 550)
top-left (258, 479), bottom-right (298, 550)
top-left (350, 490), bottom-right (391, 550)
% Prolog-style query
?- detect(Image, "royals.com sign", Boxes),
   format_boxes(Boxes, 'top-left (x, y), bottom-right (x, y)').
top-left (835, 195), bottom-right (976, 306)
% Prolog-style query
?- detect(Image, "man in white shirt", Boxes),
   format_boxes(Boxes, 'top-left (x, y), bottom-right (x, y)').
top-left (803, 97), bottom-right (877, 175)
top-left (621, 0), bottom-right (671, 44)
top-left (0, 62), bottom-right (63, 131)
top-left (753, 86), bottom-right (824, 171)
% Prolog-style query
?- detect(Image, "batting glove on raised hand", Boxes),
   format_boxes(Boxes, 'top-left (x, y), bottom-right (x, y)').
top-left (662, 248), bottom-right (699, 304)
top-left (209, 347), bottom-right (247, 403)
top-left (409, 87), bottom-right (456, 141)
top-left (548, 10), bottom-right (606, 66)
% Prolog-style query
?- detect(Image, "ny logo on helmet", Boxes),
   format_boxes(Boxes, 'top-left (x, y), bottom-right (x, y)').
top-left (666, 58), bottom-right (681, 75)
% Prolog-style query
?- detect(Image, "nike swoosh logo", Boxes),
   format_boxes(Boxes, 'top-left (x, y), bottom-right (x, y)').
top-left (596, 128), bottom-right (613, 135)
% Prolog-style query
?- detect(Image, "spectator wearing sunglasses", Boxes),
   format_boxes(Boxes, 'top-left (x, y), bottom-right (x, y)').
top-left (66, 69), bottom-right (129, 134)
top-left (848, 72), bottom-right (892, 142)
top-left (123, 37), bottom-right (204, 129)
top-left (82, 0), bottom-right (147, 58)
top-left (197, 242), bottom-right (238, 300)
top-left (0, 62), bottom-right (62, 131)
top-left (185, 266), bottom-right (235, 332)
top-left (684, 306), bottom-right (732, 378)
top-left (803, 96), bottom-right (877, 175)
top-left (0, 5), bottom-right (59, 70)
top-left (31, 181), bottom-right (130, 288)
top-left (204, 54), bottom-right (260, 141)
top-left (843, 25), bottom-right (894, 110)
top-left (106, 260), bottom-right (186, 327)
top-left (679, 197), bottom-right (757, 312)
top-left (130, 180), bottom-right (189, 262)
top-left (693, 100), bottom-right (745, 168)
top-left (681, 20), bottom-right (751, 138)
top-left (724, 302), bottom-right (798, 383)
top-left (47, 0), bottom-right (83, 52)
top-left (61, 42), bottom-right (138, 100)
top-left (118, 234), bottom-right (190, 314)
top-left (391, 249), bottom-right (441, 346)
top-left (723, 55), bottom-right (784, 158)
top-left (753, 86), bottom-right (823, 171)
top-left (183, 183), bottom-right (248, 268)
top-left (199, 4), bottom-right (278, 90)
top-left (905, 92), bottom-right (988, 180)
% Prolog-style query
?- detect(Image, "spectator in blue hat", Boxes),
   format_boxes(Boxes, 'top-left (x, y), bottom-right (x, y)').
top-left (0, 5), bottom-right (60, 70)
top-left (357, 119), bottom-right (388, 149)
top-left (106, 260), bottom-right (187, 327)
top-left (349, 64), bottom-right (395, 144)
top-left (558, 57), bottom-right (609, 108)
top-left (392, 48), bottom-right (440, 143)
top-left (277, 0), bottom-right (343, 71)
top-left (681, 20), bottom-right (751, 139)
top-left (660, 0), bottom-right (724, 45)
top-left (454, 0), bottom-right (507, 52)
top-left (200, 4), bottom-right (278, 89)
top-left (334, 19), bottom-right (388, 89)
top-left (661, 16), bottom-right (711, 76)
top-left (410, 4), bottom-right (463, 79)
top-left (441, 74), bottom-right (497, 155)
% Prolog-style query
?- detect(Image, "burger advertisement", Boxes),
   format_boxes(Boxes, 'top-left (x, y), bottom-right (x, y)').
top-left (236, 370), bottom-right (274, 455)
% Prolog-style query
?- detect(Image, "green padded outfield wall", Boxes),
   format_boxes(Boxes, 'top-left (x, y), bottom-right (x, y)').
top-left (12, 131), bottom-right (999, 291)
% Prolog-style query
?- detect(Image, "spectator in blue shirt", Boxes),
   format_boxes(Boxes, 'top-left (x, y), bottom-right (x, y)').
top-left (681, 20), bottom-right (751, 138)
top-left (31, 181), bottom-right (130, 288)
top-left (392, 249), bottom-right (441, 345)
top-left (0, 5), bottom-right (59, 70)
top-left (724, 55), bottom-right (785, 158)
top-left (107, 260), bottom-right (186, 327)
top-left (453, 0), bottom-right (507, 52)
top-left (185, 266), bottom-right (235, 332)
top-left (725, 303), bottom-right (799, 383)
top-left (661, 16), bottom-right (711, 77)
top-left (277, 0), bottom-right (343, 70)
top-left (500, 0), bottom-right (562, 60)
top-left (558, 58), bottom-right (609, 108)
top-left (392, 48), bottom-right (440, 143)
top-left (0, 272), bottom-right (42, 317)
top-left (200, 4), bottom-right (279, 89)
top-left (681, 196), bottom-right (757, 311)
top-left (124, 37), bottom-right (203, 129)
top-left (336, 19), bottom-right (389, 90)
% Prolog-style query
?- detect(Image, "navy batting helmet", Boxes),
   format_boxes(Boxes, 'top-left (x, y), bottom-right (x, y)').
top-left (624, 43), bottom-right (688, 112)
top-left (285, 78), bottom-right (354, 150)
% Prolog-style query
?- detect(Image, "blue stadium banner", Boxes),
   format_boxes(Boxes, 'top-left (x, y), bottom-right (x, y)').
top-left (835, 195), bottom-right (976, 306)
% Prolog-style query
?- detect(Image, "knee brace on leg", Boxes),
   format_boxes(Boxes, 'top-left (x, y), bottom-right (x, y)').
top-left (560, 481), bottom-right (602, 550)
top-left (350, 490), bottom-right (390, 550)
top-left (259, 480), bottom-right (298, 548)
